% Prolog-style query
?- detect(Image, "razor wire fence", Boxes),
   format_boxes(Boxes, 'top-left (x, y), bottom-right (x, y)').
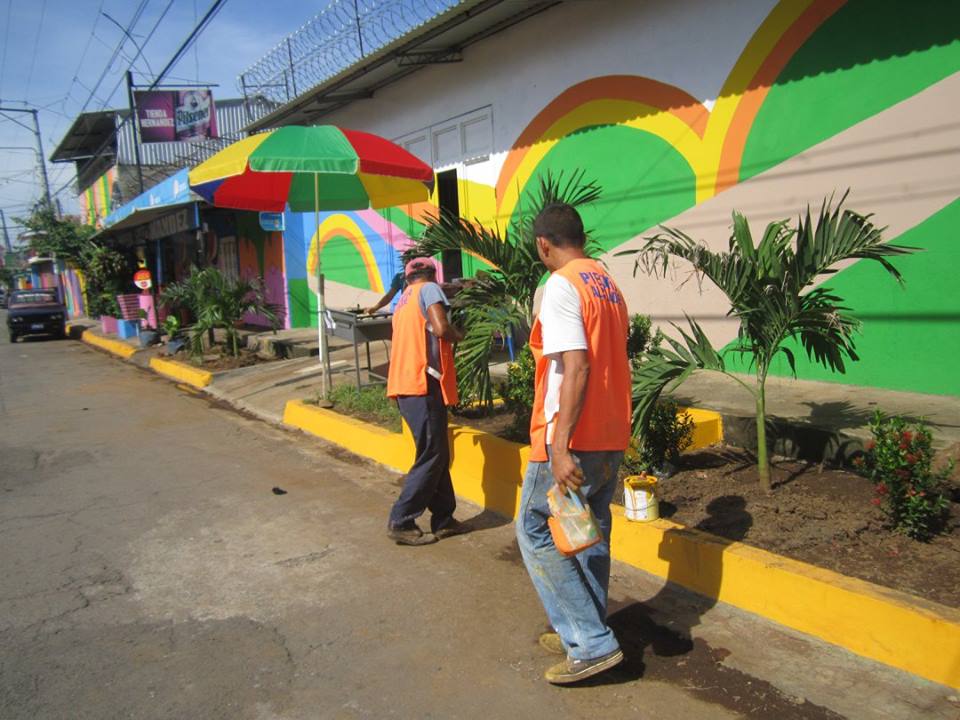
top-left (238, 0), bottom-right (464, 105)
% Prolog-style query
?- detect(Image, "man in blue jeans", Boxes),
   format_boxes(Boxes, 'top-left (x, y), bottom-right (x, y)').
top-left (516, 203), bottom-right (631, 684)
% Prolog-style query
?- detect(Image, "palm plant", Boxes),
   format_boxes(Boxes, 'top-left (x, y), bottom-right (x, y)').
top-left (161, 266), bottom-right (279, 358)
top-left (623, 194), bottom-right (916, 492)
top-left (413, 170), bottom-right (602, 407)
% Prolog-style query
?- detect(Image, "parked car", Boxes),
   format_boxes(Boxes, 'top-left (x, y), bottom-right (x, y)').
top-left (6, 289), bottom-right (66, 342)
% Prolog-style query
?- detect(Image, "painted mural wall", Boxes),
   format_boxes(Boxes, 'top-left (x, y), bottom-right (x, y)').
top-left (283, 0), bottom-right (958, 397)
top-left (202, 210), bottom-right (288, 328)
top-left (79, 166), bottom-right (118, 228)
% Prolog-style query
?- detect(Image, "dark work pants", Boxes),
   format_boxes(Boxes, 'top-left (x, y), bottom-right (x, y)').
top-left (388, 377), bottom-right (457, 532)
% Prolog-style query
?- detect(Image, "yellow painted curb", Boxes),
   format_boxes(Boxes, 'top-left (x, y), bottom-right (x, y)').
top-left (80, 329), bottom-right (138, 359)
top-left (682, 406), bottom-right (723, 449)
top-left (611, 512), bottom-right (960, 689)
top-left (283, 400), bottom-right (413, 471)
top-left (283, 401), bottom-right (527, 518)
top-left (284, 399), bottom-right (960, 689)
top-left (149, 357), bottom-right (213, 388)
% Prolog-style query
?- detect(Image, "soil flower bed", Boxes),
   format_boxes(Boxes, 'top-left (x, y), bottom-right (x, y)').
top-left (174, 347), bottom-right (277, 372)
top-left (616, 447), bottom-right (960, 608)
top-left (323, 397), bottom-right (959, 608)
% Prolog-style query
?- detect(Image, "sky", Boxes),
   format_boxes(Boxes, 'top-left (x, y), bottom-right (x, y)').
top-left (0, 0), bottom-right (323, 241)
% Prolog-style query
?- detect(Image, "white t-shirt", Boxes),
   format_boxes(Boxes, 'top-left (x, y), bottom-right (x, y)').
top-left (538, 273), bottom-right (587, 444)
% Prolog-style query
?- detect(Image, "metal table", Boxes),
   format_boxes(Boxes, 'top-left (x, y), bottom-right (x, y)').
top-left (327, 308), bottom-right (393, 389)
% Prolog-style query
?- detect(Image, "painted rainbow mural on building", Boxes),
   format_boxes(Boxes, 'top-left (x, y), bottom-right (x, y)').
top-left (286, 0), bottom-right (959, 395)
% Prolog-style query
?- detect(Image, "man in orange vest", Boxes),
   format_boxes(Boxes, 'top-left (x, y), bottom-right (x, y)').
top-left (516, 203), bottom-right (631, 684)
top-left (386, 257), bottom-right (470, 545)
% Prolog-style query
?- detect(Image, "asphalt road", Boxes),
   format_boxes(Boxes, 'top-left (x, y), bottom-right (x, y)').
top-left (3, 320), bottom-right (945, 719)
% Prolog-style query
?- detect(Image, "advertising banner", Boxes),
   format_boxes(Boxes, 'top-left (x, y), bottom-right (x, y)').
top-left (135, 90), bottom-right (219, 143)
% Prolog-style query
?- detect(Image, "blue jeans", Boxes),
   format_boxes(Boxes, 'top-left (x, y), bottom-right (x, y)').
top-left (516, 449), bottom-right (623, 661)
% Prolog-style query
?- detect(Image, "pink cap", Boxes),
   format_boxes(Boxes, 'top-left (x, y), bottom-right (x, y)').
top-left (404, 257), bottom-right (436, 277)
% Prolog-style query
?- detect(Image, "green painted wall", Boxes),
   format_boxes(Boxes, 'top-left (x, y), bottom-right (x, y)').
top-left (321, 235), bottom-right (373, 290)
top-left (517, 125), bottom-right (696, 252)
top-left (725, 199), bottom-right (960, 396)
top-left (377, 207), bottom-right (425, 239)
top-left (288, 278), bottom-right (317, 328)
top-left (741, 0), bottom-right (960, 182)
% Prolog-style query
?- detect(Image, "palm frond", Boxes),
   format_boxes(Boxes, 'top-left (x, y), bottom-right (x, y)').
top-left (794, 192), bottom-right (916, 287)
top-left (632, 316), bottom-right (730, 436)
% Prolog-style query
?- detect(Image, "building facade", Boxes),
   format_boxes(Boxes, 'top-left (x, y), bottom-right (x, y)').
top-left (257, 0), bottom-right (958, 397)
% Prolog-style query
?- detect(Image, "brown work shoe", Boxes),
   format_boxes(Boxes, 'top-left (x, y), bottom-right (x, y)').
top-left (544, 649), bottom-right (624, 685)
top-left (387, 524), bottom-right (438, 546)
top-left (433, 518), bottom-right (471, 539)
top-left (538, 632), bottom-right (565, 655)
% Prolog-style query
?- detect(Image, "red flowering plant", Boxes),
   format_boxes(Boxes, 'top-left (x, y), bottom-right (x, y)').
top-left (856, 410), bottom-right (952, 541)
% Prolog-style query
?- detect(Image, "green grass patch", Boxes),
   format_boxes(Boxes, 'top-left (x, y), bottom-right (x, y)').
top-left (322, 384), bottom-right (403, 434)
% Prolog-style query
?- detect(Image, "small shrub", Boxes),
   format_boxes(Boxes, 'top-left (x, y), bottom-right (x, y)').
top-left (624, 398), bottom-right (695, 476)
top-left (502, 343), bottom-right (536, 442)
top-left (326, 384), bottom-right (402, 433)
top-left (855, 411), bottom-right (952, 541)
top-left (627, 313), bottom-right (652, 360)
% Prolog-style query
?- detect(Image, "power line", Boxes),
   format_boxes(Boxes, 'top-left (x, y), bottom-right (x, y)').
top-left (76, 0), bottom-right (151, 116)
top-left (24, 0), bottom-right (50, 102)
top-left (52, 0), bottom-right (176, 187)
top-left (96, 0), bottom-right (176, 110)
top-left (0, 0), bottom-right (12, 101)
top-left (53, 0), bottom-right (229, 200)
top-left (66, 0), bottom-right (107, 107)
top-left (101, 10), bottom-right (157, 79)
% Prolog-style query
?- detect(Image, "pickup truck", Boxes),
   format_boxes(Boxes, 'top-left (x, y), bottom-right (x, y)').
top-left (6, 289), bottom-right (67, 342)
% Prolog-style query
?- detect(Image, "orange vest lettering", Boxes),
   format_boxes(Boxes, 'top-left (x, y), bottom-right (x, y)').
top-left (386, 283), bottom-right (459, 405)
top-left (529, 258), bottom-right (631, 461)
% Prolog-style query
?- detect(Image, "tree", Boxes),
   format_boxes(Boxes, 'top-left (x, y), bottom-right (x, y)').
top-left (161, 266), bottom-right (279, 358)
top-left (624, 194), bottom-right (916, 492)
top-left (15, 205), bottom-right (95, 263)
top-left (14, 204), bottom-right (125, 317)
top-left (412, 171), bottom-right (602, 407)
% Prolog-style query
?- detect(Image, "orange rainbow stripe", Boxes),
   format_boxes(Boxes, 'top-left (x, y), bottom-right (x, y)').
top-left (495, 0), bottom-right (845, 220)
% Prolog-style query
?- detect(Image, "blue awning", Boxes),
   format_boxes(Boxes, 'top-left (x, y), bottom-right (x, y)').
top-left (100, 169), bottom-right (202, 231)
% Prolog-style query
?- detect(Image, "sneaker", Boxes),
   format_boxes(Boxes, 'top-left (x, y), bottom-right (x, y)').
top-left (538, 632), bottom-right (565, 655)
top-left (544, 649), bottom-right (624, 685)
top-left (387, 524), bottom-right (438, 546)
top-left (433, 518), bottom-right (471, 539)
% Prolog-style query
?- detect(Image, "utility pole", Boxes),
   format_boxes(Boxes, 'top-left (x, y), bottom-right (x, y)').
top-left (125, 72), bottom-right (145, 194)
top-left (0, 209), bottom-right (11, 252)
top-left (0, 106), bottom-right (52, 209)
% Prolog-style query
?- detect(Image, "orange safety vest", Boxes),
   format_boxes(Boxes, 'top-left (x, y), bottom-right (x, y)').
top-left (386, 282), bottom-right (459, 405)
top-left (529, 258), bottom-right (631, 462)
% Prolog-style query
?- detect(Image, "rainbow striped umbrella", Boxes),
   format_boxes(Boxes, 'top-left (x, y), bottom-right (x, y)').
top-left (188, 125), bottom-right (434, 400)
top-left (188, 125), bottom-right (434, 211)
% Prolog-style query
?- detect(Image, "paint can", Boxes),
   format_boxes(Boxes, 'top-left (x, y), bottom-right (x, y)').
top-left (624, 475), bottom-right (659, 522)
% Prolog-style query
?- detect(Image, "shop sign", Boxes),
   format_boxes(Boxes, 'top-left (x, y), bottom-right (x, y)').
top-left (149, 208), bottom-right (195, 240)
top-left (135, 90), bottom-right (219, 143)
top-left (259, 212), bottom-right (285, 232)
top-left (133, 269), bottom-right (153, 290)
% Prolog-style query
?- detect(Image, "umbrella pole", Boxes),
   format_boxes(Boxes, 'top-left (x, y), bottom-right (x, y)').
top-left (315, 173), bottom-right (331, 402)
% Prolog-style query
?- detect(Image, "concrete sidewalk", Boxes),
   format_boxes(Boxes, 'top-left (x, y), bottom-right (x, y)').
top-left (668, 372), bottom-right (959, 459)
top-left (71, 315), bottom-right (958, 461)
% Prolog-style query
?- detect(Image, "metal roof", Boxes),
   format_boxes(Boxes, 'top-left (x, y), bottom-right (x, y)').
top-left (243, 0), bottom-right (560, 131)
top-left (49, 111), bottom-right (119, 163)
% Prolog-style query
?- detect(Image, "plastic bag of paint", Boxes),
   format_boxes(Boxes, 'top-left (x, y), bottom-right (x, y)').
top-left (547, 485), bottom-right (601, 557)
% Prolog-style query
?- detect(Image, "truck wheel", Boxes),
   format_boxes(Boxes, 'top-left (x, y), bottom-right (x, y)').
top-left (9, 332), bottom-right (17, 343)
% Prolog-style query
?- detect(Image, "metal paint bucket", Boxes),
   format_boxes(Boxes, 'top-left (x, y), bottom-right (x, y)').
top-left (624, 475), bottom-right (659, 522)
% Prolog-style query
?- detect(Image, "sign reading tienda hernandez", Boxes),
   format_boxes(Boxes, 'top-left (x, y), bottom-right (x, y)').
top-left (135, 90), bottom-right (219, 143)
